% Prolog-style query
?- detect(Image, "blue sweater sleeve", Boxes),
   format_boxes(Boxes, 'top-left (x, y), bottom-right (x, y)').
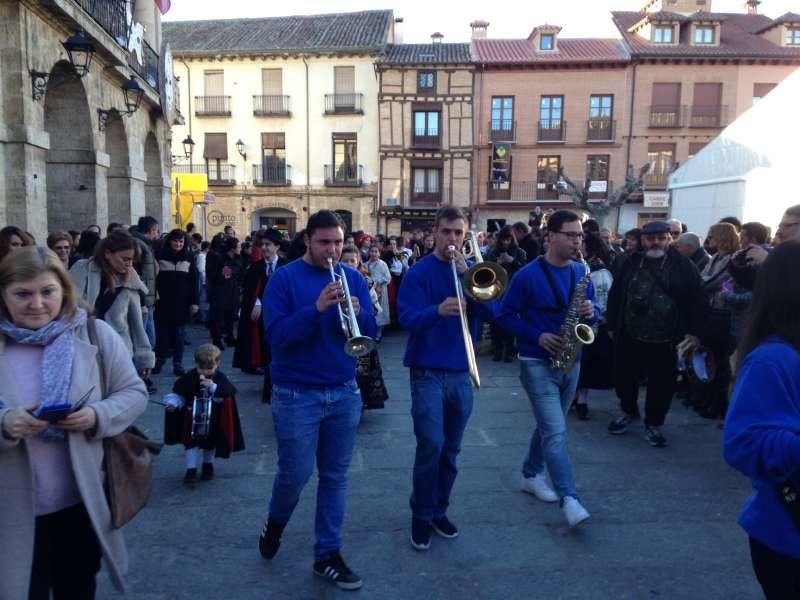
top-left (724, 359), bottom-right (800, 487)
top-left (496, 272), bottom-right (545, 346)
top-left (263, 267), bottom-right (323, 350)
top-left (397, 263), bottom-right (442, 333)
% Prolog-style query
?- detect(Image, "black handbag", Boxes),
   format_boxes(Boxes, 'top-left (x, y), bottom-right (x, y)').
top-left (87, 318), bottom-right (162, 529)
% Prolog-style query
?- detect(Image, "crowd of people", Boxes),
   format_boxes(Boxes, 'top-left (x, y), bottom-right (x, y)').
top-left (0, 201), bottom-right (798, 598)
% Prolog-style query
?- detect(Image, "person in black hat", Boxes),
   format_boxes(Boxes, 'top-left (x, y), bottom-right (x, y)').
top-left (233, 228), bottom-right (288, 403)
top-left (605, 221), bottom-right (708, 447)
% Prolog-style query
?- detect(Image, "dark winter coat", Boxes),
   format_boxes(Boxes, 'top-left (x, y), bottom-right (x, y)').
top-left (516, 233), bottom-right (540, 264)
top-left (232, 257), bottom-right (287, 371)
top-left (163, 369), bottom-right (244, 457)
top-left (154, 245), bottom-right (199, 326)
top-left (206, 251), bottom-right (244, 311)
top-left (485, 245), bottom-right (528, 278)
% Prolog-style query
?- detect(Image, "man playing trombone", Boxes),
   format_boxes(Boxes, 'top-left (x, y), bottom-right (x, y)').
top-left (397, 206), bottom-right (499, 551)
top-left (257, 210), bottom-right (376, 591)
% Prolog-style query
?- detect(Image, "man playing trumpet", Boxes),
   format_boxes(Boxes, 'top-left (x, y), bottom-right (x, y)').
top-left (257, 210), bottom-right (376, 591)
top-left (398, 207), bottom-right (498, 551)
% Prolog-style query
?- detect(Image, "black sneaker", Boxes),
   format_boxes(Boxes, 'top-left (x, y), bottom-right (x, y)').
top-left (200, 462), bottom-right (214, 481)
top-left (173, 365), bottom-right (186, 376)
top-left (645, 425), bottom-right (667, 448)
top-left (431, 516), bottom-right (459, 539)
top-left (258, 518), bottom-right (285, 560)
top-left (410, 517), bottom-right (431, 550)
top-left (608, 413), bottom-right (639, 435)
top-left (183, 468), bottom-right (197, 484)
top-left (312, 551), bottom-right (363, 590)
top-left (575, 403), bottom-right (590, 421)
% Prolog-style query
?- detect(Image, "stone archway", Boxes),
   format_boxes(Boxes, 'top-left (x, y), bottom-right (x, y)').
top-left (44, 61), bottom-right (96, 231)
top-left (143, 132), bottom-right (163, 220)
top-left (334, 209), bottom-right (353, 234)
top-left (252, 207), bottom-right (296, 236)
top-left (105, 117), bottom-right (132, 224)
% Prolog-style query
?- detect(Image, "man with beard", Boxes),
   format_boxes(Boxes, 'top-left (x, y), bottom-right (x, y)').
top-left (606, 221), bottom-right (706, 447)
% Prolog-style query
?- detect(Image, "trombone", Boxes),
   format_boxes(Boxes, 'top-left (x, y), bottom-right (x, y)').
top-left (448, 245), bottom-right (482, 389)
top-left (327, 258), bottom-right (376, 358)
top-left (460, 231), bottom-right (509, 302)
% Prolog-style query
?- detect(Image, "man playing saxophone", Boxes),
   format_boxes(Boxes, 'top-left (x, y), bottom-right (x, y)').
top-left (497, 210), bottom-right (598, 527)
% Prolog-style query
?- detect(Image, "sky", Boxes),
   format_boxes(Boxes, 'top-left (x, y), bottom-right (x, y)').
top-left (164, 0), bottom-right (799, 42)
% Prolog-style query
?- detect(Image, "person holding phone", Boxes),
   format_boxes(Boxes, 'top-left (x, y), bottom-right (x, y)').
top-left (0, 246), bottom-right (147, 599)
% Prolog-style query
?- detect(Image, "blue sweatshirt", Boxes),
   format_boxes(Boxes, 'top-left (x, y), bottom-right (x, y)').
top-left (263, 258), bottom-right (377, 387)
top-left (397, 253), bottom-right (497, 372)
top-left (723, 338), bottom-right (800, 559)
top-left (496, 257), bottom-right (598, 361)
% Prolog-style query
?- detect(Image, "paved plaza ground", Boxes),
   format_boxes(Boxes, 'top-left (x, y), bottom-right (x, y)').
top-left (99, 325), bottom-right (761, 599)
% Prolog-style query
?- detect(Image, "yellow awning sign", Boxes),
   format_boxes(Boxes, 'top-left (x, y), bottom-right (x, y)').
top-left (171, 173), bottom-right (208, 228)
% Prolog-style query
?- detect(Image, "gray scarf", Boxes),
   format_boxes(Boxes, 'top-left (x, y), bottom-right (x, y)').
top-left (0, 308), bottom-right (87, 438)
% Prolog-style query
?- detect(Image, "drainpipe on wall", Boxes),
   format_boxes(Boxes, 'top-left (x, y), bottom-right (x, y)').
top-left (619, 62), bottom-right (638, 234)
top-left (303, 56), bottom-right (311, 221)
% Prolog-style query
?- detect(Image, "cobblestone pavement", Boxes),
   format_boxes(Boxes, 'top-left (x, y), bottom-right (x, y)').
top-left (98, 325), bottom-right (760, 600)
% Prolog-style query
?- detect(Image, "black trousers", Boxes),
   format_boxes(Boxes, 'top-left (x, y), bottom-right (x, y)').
top-left (490, 322), bottom-right (515, 358)
top-left (209, 304), bottom-right (236, 345)
top-left (749, 536), bottom-right (800, 599)
top-left (614, 334), bottom-right (677, 427)
top-left (29, 503), bottom-right (102, 600)
top-left (155, 322), bottom-right (187, 366)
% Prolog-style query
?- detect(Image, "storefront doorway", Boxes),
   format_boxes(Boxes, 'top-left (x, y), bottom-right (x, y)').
top-left (254, 208), bottom-right (296, 237)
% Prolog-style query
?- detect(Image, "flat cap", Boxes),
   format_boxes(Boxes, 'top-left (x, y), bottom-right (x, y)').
top-left (642, 221), bottom-right (671, 235)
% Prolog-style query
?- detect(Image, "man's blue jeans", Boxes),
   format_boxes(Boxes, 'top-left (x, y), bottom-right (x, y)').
top-left (519, 358), bottom-right (581, 500)
top-left (268, 380), bottom-right (361, 561)
top-left (409, 368), bottom-right (473, 522)
top-left (143, 308), bottom-right (156, 349)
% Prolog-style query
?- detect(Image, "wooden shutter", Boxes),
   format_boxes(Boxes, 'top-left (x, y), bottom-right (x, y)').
top-left (204, 70), bottom-right (224, 95)
top-left (688, 142), bottom-right (707, 157)
top-left (334, 66), bottom-right (355, 94)
top-left (262, 69), bottom-right (282, 95)
top-left (261, 133), bottom-right (285, 149)
top-left (203, 133), bottom-right (228, 159)
top-left (651, 83), bottom-right (680, 106)
top-left (693, 82), bottom-right (721, 107)
top-left (753, 83), bottom-right (776, 98)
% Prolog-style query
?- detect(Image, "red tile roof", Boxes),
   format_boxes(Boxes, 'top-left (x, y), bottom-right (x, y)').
top-left (612, 11), bottom-right (800, 59)
top-left (754, 11), bottom-right (800, 33)
top-left (471, 38), bottom-right (629, 66)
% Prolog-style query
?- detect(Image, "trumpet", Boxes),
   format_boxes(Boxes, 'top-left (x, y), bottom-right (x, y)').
top-left (449, 245), bottom-right (481, 389)
top-left (461, 231), bottom-right (508, 302)
top-left (327, 258), bottom-right (376, 358)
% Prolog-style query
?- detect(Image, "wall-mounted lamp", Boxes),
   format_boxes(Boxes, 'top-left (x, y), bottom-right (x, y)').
top-left (98, 76), bottom-right (145, 131)
top-left (30, 30), bottom-right (95, 101)
top-left (236, 139), bottom-right (247, 161)
top-left (182, 135), bottom-right (195, 159)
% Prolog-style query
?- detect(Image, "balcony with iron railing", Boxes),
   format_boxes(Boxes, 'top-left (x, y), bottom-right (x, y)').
top-left (195, 96), bottom-right (232, 117)
top-left (130, 40), bottom-right (159, 91)
top-left (644, 171), bottom-right (670, 188)
top-left (586, 119), bottom-right (616, 142)
top-left (252, 164), bottom-right (292, 186)
top-left (253, 95), bottom-right (290, 116)
top-left (324, 94), bottom-right (364, 115)
top-left (207, 163), bottom-right (236, 185)
top-left (171, 163), bottom-right (207, 175)
top-left (410, 186), bottom-right (448, 205)
top-left (538, 120), bottom-right (567, 143)
top-left (689, 105), bottom-right (728, 128)
top-left (73, 0), bottom-right (128, 47)
top-left (485, 180), bottom-right (613, 202)
top-left (412, 128), bottom-right (441, 149)
top-left (325, 164), bottom-right (364, 186)
top-left (489, 120), bottom-right (516, 142)
top-left (649, 105), bottom-right (685, 128)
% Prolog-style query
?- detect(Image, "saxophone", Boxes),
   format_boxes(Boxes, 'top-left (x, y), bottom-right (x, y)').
top-left (550, 252), bottom-right (596, 373)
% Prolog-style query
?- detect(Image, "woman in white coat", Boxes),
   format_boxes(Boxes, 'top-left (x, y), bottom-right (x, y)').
top-left (0, 246), bottom-right (147, 598)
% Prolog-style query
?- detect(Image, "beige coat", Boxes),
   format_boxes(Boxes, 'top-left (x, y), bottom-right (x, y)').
top-left (0, 318), bottom-right (148, 597)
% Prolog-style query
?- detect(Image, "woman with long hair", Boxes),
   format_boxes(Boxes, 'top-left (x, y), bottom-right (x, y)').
top-left (69, 230), bottom-right (155, 378)
top-left (724, 241), bottom-right (800, 599)
top-left (0, 226), bottom-right (35, 263)
top-left (0, 246), bottom-right (147, 598)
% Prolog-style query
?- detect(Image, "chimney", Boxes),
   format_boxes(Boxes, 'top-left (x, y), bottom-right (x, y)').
top-left (470, 20), bottom-right (489, 39)
top-left (431, 32), bottom-right (444, 44)
top-left (393, 17), bottom-right (404, 44)
top-left (746, 0), bottom-right (761, 15)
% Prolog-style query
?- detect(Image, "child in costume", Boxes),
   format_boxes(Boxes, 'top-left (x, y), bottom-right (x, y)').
top-left (164, 343), bottom-right (245, 483)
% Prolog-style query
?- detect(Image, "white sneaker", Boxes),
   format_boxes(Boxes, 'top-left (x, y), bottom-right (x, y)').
top-left (521, 474), bottom-right (559, 503)
top-left (562, 496), bottom-right (590, 527)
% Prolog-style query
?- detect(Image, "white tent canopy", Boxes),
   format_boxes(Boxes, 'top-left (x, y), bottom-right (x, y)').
top-left (668, 67), bottom-right (800, 236)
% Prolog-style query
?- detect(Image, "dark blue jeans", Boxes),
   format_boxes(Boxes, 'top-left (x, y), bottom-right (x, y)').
top-left (155, 322), bottom-right (186, 367)
top-left (409, 368), bottom-right (473, 522)
top-left (268, 380), bottom-right (362, 560)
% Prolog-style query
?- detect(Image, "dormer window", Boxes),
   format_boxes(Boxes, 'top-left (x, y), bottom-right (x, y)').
top-left (540, 34), bottom-right (554, 50)
top-left (654, 26), bottom-right (674, 44)
top-left (786, 28), bottom-right (800, 46)
top-left (694, 26), bottom-right (714, 44)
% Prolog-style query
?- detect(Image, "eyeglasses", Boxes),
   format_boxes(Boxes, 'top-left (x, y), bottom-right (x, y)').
top-left (557, 232), bottom-right (585, 240)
